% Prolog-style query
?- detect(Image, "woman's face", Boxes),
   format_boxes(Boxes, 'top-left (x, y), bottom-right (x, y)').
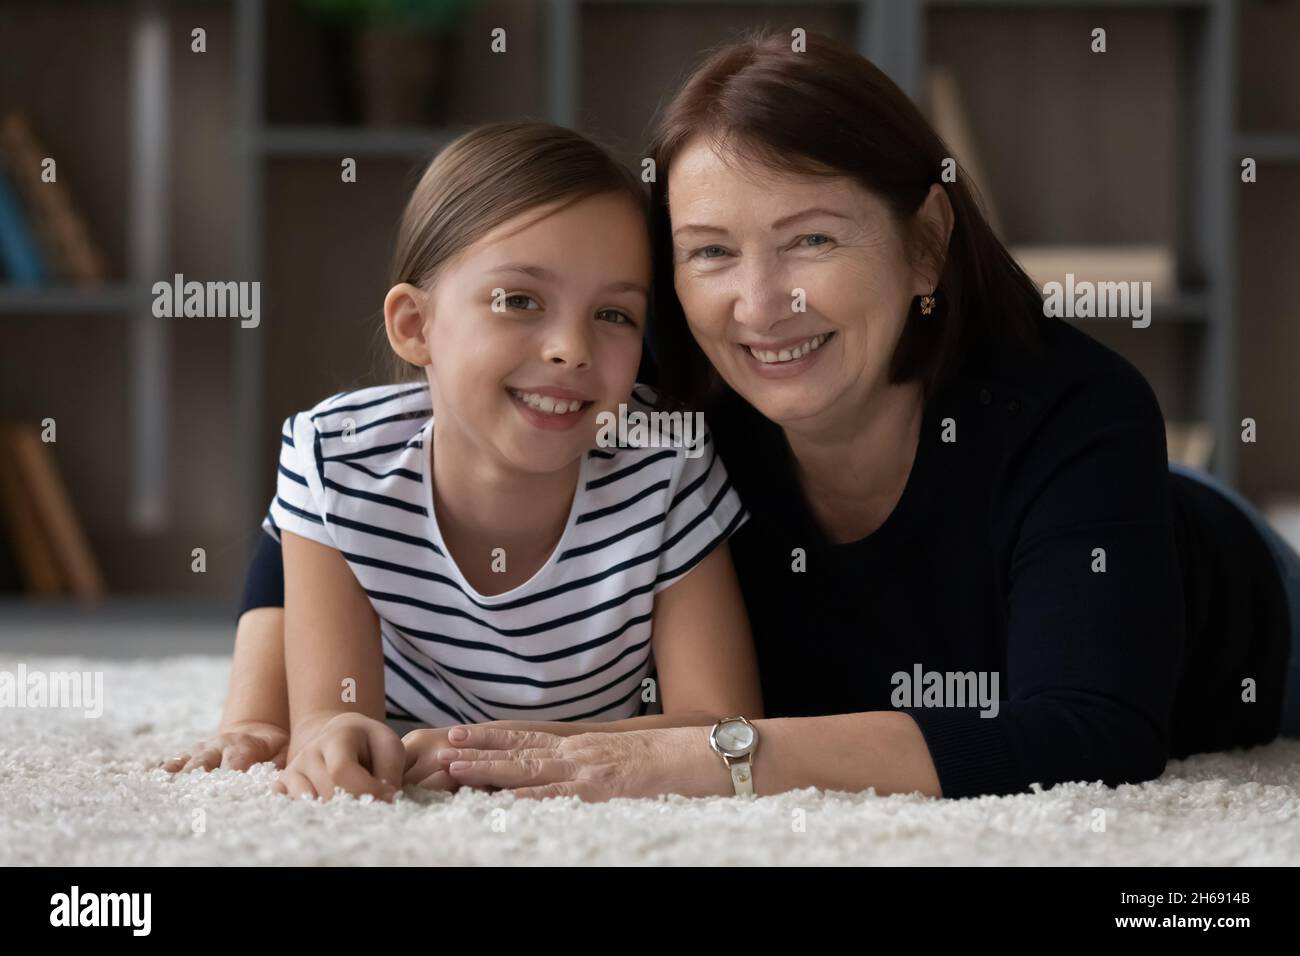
top-left (668, 139), bottom-right (933, 427)
top-left (388, 191), bottom-right (650, 475)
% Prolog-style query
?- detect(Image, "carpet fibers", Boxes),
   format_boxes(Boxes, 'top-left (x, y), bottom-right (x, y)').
top-left (2, 654), bottom-right (1298, 866)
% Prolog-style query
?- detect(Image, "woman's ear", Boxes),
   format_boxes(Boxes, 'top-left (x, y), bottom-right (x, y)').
top-left (911, 183), bottom-right (955, 294)
top-left (384, 283), bottom-right (432, 367)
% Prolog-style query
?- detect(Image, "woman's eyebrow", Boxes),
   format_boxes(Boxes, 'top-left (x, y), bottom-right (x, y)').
top-left (768, 207), bottom-right (856, 230)
top-left (671, 223), bottom-right (728, 239)
top-left (673, 207), bottom-right (856, 239)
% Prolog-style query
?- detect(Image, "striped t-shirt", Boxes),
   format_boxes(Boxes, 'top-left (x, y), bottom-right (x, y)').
top-left (263, 382), bottom-right (748, 729)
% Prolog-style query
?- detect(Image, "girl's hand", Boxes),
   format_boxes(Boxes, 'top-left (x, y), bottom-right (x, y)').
top-left (400, 727), bottom-right (463, 792)
top-left (272, 713), bottom-right (405, 802)
top-left (159, 720), bottom-right (289, 773)
top-left (437, 725), bottom-right (703, 802)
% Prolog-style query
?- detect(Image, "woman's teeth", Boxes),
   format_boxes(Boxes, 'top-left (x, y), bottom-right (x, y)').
top-left (747, 332), bottom-right (832, 364)
top-left (508, 388), bottom-right (586, 415)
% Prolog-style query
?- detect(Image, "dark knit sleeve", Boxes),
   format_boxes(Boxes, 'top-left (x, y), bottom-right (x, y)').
top-left (236, 529), bottom-right (285, 618)
top-left (899, 363), bottom-right (1185, 798)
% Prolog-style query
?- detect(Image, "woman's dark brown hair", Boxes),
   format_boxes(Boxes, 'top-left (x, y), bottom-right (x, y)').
top-left (645, 28), bottom-right (1044, 410)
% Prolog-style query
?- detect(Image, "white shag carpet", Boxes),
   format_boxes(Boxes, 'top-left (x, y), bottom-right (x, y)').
top-left (2, 654), bottom-right (1299, 866)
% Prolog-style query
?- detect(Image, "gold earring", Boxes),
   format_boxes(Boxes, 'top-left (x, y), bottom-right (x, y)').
top-left (919, 293), bottom-right (936, 316)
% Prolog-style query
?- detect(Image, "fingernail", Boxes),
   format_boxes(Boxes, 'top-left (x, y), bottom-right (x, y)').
top-left (448, 727), bottom-right (468, 742)
top-left (436, 748), bottom-right (460, 761)
top-left (449, 761), bottom-right (471, 772)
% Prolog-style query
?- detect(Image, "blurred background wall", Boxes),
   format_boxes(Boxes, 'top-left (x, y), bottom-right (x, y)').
top-left (0, 0), bottom-right (1297, 608)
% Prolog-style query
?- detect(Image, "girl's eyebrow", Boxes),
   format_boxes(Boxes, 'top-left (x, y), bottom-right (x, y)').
top-left (488, 263), bottom-right (646, 296)
top-left (488, 263), bottom-right (556, 280)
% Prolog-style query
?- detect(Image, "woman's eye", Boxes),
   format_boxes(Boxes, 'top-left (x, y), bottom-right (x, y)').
top-left (800, 234), bottom-right (832, 248)
top-left (597, 308), bottom-right (634, 326)
top-left (504, 293), bottom-right (539, 310)
top-left (693, 245), bottom-right (728, 260)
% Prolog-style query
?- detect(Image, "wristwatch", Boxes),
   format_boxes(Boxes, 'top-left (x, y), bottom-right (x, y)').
top-left (709, 716), bottom-right (759, 796)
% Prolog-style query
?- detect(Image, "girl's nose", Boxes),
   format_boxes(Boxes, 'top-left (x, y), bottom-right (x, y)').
top-left (542, 318), bottom-right (593, 370)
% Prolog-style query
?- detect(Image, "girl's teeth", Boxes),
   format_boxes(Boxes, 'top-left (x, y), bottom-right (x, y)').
top-left (510, 389), bottom-right (585, 415)
top-left (749, 333), bottom-right (830, 364)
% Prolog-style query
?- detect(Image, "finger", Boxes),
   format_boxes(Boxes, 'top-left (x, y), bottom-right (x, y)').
top-left (330, 757), bottom-right (396, 801)
top-left (298, 751), bottom-right (341, 802)
top-left (409, 769), bottom-right (458, 792)
top-left (160, 753), bottom-right (191, 772)
top-left (511, 783), bottom-right (579, 801)
top-left (269, 743), bottom-right (289, 770)
top-left (322, 735), bottom-right (394, 801)
top-left (221, 742), bottom-right (261, 772)
top-left (438, 747), bottom-right (557, 764)
top-left (402, 746), bottom-right (446, 785)
top-left (180, 746), bottom-right (222, 773)
top-left (447, 757), bottom-right (571, 789)
top-left (447, 725), bottom-right (560, 752)
top-left (276, 769), bottom-right (318, 801)
top-left (364, 724), bottom-right (408, 792)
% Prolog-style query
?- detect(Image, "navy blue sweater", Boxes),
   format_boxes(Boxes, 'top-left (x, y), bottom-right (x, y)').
top-left (706, 316), bottom-right (1289, 798)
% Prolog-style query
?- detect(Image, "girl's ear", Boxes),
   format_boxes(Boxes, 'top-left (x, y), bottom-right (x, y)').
top-left (384, 283), bottom-right (432, 366)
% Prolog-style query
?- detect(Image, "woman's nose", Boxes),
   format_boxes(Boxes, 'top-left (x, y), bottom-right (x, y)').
top-left (731, 259), bottom-right (790, 333)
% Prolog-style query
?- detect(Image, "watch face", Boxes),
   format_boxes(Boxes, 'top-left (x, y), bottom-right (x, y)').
top-left (715, 720), bottom-right (755, 754)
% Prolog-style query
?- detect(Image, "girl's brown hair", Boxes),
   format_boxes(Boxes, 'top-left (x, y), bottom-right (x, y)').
top-left (645, 28), bottom-right (1043, 409)
top-left (379, 120), bottom-right (649, 382)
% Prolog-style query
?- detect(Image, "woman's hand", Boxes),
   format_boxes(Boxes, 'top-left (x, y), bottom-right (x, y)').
top-left (159, 720), bottom-right (289, 773)
top-left (272, 712), bottom-right (405, 802)
top-left (437, 724), bottom-right (716, 802)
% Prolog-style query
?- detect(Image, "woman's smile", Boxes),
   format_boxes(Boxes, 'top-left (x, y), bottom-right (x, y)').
top-left (739, 330), bottom-right (837, 378)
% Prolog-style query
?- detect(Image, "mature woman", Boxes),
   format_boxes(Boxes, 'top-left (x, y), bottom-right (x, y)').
top-left (436, 30), bottom-right (1300, 800)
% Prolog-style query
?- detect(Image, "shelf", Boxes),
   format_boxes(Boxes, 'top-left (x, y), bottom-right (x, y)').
top-left (0, 284), bottom-right (135, 314)
top-left (254, 126), bottom-right (464, 159)
top-left (1059, 292), bottom-right (1212, 327)
top-left (1237, 133), bottom-right (1300, 164)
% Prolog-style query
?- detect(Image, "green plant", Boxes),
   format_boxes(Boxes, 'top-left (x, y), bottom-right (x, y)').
top-left (299, 0), bottom-right (474, 30)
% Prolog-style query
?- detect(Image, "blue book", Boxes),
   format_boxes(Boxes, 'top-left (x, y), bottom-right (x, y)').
top-left (0, 162), bottom-right (47, 285)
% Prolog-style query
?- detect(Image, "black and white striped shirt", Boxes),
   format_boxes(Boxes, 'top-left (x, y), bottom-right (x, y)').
top-left (263, 382), bottom-right (748, 729)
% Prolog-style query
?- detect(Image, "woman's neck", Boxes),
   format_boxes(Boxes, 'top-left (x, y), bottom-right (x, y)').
top-left (430, 417), bottom-right (580, 592)
top-left (781, 378), bottom-right (925, 544)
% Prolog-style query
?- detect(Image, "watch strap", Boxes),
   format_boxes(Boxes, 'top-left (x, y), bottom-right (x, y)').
top-left (728, 757), bottom-right (754, 796)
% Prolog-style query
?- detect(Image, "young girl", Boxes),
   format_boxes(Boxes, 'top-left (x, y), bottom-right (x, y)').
top-left (161, 121), bottom-right (762, 800)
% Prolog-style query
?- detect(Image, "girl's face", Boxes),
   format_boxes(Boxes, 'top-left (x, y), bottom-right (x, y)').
top-left (392, 191), bottom-right (650, 475)
top-left (667, 138), bottom-right (937, 428)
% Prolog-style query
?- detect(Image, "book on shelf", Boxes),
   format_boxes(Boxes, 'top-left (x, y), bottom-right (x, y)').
top-left (0, 423), bottom-right (105, 600)
top-left (0, 111), bottom-right (109, 286)
top-left (1167, 422), bottom-right (1214, 471)
top-left (927, 65), bottom-right (1002, 236)
top-left (1009, 244), bottom-right (1178, 303)
top-left (0, 161), bottom-right (47, 285)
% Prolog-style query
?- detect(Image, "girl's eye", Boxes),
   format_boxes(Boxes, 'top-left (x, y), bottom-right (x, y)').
top-left (504, 293), bottom-right (539, 310)
top-left (597, 308), bottom-right (634, 326)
